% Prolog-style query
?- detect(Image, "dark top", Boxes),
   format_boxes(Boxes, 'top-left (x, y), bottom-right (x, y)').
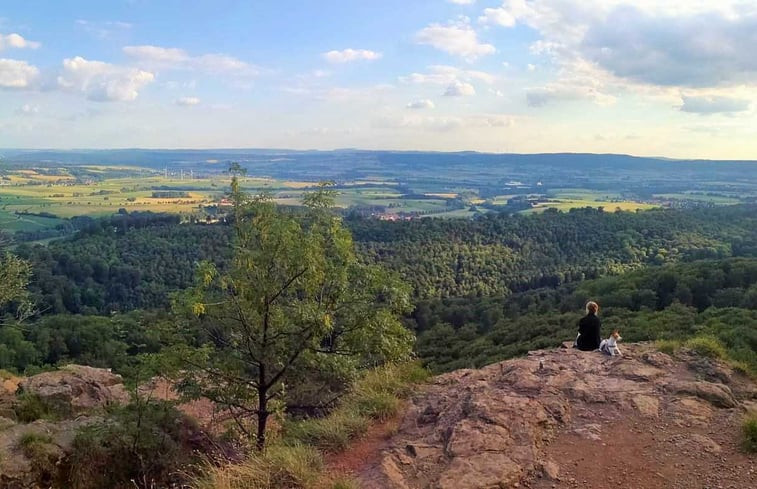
top-left (576, 312), bottom-right (601, 351)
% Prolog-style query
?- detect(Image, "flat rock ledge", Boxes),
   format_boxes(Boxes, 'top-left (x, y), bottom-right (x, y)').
top-left (360, 343), bottom-right (754, 489)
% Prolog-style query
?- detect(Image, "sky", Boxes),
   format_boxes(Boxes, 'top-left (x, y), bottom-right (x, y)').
top-left (1, 0), bottom-right (757, 159)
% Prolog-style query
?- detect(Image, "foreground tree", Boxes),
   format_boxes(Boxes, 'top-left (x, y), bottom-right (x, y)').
top-left (0, 232), bottom-right (32, 320)
top-left (176, 177), bottom-right (414, 449)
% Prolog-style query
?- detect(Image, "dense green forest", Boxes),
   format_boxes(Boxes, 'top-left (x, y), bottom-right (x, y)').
top-left (12, 205), bottom-right (757, 315)
top-left (412, 258), bottom-right (757, 373)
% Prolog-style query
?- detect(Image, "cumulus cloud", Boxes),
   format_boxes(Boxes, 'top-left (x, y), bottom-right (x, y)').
top-left (478, 7), bottom-right (516, 27)
top-left (490, 0), bottom-right (757, 89)
top-left (415, 18), bottom-right (495, 61)
top-left (123, 45), bottom-right (259, 76)
top-left (57, 56), bottom-right (155, 101)
top-left (444, 80), bottom-right (476, 96)
top-left (0, 33), bottom-right (40, 51)
top-left (0, 58), bottom-right (39, 88)
top-left (582, 6), bottom-right (757, 87)
top-left (175, 96), bottom-right (200, 106)
top-left (322, 49), bottom-right (382, 63)
top-left (406, 99), bottom-right (435, 109)
top-left (679, 95), bottom-right (751, 114)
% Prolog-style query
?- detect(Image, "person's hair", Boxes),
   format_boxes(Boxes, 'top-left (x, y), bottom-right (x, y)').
top-left (586, 301), bottom-right (599, 314)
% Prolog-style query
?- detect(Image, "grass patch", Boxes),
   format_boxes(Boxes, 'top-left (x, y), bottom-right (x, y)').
top-left (284, 411), bottom-right (370, 452)
top-left (14, 393), bottom-right (63, 423)
top-left (741, 413), bottom-right (757, 453)
top-left (685, 336), bottom-right (727, 359)
top-left (193, 444), bottom-right (322, 489)
top-left (655, 339), bottom-right (682, 355)
top-left (327, 475), bottom-right (361, 489)
top-left (284, 362), bottom-right (429, 451)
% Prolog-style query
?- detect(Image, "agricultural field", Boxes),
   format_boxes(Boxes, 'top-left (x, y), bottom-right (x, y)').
top-left (3, 156), bottom-right (750, 237)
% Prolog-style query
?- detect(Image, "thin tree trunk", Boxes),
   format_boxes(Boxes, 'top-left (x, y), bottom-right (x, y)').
top-left (256, 365), bottom-right (268, 451)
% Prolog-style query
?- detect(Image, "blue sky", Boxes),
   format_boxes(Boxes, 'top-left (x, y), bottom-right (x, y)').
top-left (1, 0), bottom-right (757, 158)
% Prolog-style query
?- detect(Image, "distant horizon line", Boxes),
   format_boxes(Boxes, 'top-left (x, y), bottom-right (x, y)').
top-left (3, 147), bottom-right (757, 163)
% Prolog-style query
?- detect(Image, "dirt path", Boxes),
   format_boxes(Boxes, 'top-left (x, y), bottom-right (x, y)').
top-left (527, 408), bottom-right (756, 489)
top-left (322, 410), bottom-right (403, 482)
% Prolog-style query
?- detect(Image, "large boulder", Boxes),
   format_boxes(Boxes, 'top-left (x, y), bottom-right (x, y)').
top-left (16, 365), bottom-right (130, 414)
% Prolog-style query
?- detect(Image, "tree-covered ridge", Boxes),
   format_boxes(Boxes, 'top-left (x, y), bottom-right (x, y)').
top-left (411, 257), bottom-right (757, 373)
top-left (15, 213), bottom-right (231, 314)
top-left (12, 205), bottom-right (757, 315)
top-left (351, 205), bottom-right (757, 297)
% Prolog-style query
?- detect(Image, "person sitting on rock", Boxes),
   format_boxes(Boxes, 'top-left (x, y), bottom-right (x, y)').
top-left (575, 301), bottom-right (602, 351)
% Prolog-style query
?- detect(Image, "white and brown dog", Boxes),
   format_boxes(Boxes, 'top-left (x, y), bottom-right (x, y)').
top-left (599, 330), bottom-right (622, 356)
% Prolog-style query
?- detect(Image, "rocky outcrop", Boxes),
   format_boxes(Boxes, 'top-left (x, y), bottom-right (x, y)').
top-left (16, 364), bottom-right (129, 414)
top-left (360, 343), bottom-right (756, 489)
top-left (1, 365), bottom-right (130, 488)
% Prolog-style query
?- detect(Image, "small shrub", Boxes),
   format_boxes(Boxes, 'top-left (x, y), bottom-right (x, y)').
top-left (729, 360), bottom-right (754, 377)
top-left (742, 414), bottom-right (757, 453)
top-left (193, 443), bottom-right (322, 489)
top-left (353, 390), bottom-right (401, 420)
top-left (685, 336), bottom-right (727, 360)
top-left (655, 339), bottom-right (681, 355)
top-left (14, 394), bottom-right (62, 423)
top-left (68, 400), bottom-right (202, 489)
top-left (17, 431), bottom-right (58, 483)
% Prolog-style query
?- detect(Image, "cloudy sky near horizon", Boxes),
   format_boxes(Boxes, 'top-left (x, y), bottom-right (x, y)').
top-left (1, 0), bottom-right (757, 159)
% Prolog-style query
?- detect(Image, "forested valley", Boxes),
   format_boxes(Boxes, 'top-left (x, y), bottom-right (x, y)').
top-left (1, 204), bottom-right (756, 375)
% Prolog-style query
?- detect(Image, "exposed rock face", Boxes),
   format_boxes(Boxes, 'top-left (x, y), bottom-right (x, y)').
top-left (1, 365), bottom-right (130, 488)
top-left (360, 344), bottom-right (755, 489)
top-left (16, 364), bottom-right (130, 414)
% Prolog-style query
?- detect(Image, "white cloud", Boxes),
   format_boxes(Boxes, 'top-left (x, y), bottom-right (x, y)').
top-left (415, 18), bottom-right (495, 61)
top-left (322, 49), bottom-right (382, 63)
top-left (679, 95), bottom-right (751, 114)
top-left (400, 65), bottom-right (495, 85)
top-left (176, 96), bottom-right (201, 106)
top-left (0, 33), bottom-right (40, 51)
top-left (123, 45), bottom-right (259, 76)
top-left (0, 58), bottom-right (39, 88)
top-left (123, 45), bottom-right (187, 64)
top-left (491, 0), bottom-right (757, 89)
top-left (478, 7), bottom-right (516, 27)
top-left (57, 56), bottom-right (155, 102)
top-left (406, 99), bottom-right (435, 109)
top-left (444, 80), bottom-right (476, 96)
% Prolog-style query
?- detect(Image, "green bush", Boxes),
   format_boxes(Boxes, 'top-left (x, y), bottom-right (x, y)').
top-left (67, 400), bottom-right (202, 489)
top-left (17, 431), bottom-right (58, 484)
top-left (14, 393), bottom-right (62, 422)
top-left (353, 390), bottom-right (401, 420)
top-left (742, 414), bottom-right (757, 453)
top-left (655, 339), bottom-right (681, 355)
top-left (685, 336), bottom-right (727, 359)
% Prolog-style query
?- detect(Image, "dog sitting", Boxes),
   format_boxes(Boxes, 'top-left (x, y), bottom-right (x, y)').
top-left (599, 330), bottom-right (622, 356)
